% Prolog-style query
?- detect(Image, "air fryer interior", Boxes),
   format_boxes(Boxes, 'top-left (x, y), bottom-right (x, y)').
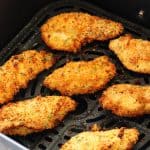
top-left (0, 0), bottom-right (149, 150)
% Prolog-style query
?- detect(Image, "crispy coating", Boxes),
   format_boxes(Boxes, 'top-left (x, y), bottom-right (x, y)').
top-left (109, 34), bottom-right (150, 74)
top-left (99, 84), bottom-right (150, 117)
top-left (41, 12), bottom-right (124, 53)
top-left (0, 50), bottom-right (55, 105)
top-left (44, 56), bottom-right (116, 96)
top-left (61, 128), bottom-right (139, 150)
top-left (0, 96), bottom-right (77, 135)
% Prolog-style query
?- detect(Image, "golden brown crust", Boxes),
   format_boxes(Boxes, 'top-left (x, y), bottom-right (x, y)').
top-left (44, 56), bottom-right (116, 96)
top-left (99, 84), bottom-right (150, 117)
top-left (41, 12), bottom-right (124, 53)
top-left (61, 128), bottom-right (139, 150)
top-left (0, 96), bottom-right (77, 135)
top-left (0, 50), bottom-right (55, 105)
top-left (109, 34), bottom-right (150, 74)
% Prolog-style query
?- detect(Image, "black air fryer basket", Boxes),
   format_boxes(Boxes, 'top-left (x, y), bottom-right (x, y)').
top-left (0, 0), bottom-right (150, 149)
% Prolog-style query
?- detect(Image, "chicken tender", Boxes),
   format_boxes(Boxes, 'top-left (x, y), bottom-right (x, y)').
top-left (0, 50), bottom-right (55, 105)
top-left (41, 12), bottom-right (124, 53)
top-left (0, 96), bottom-right (77, 135)
top-left (61, 127), bottom-right (139, 150)
top-left (44, 56), bottom-right (116, 96)
top-left (109, 34), bottom-right (150, 74)
top-left (99, 84), bottom-right (150, 117)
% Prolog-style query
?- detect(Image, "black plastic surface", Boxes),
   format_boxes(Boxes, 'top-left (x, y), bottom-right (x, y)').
top-left (95, 0), bottom-right (150, 29)
top-left (0, 0), bottom-right (150, 150)
top-left (0, 0), bottom-right (54, 49)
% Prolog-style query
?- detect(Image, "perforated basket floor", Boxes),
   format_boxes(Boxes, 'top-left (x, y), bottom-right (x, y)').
top-left (0, 0), bottom-right (150, 150)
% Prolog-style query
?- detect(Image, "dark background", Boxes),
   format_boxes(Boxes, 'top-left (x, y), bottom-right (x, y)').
top-left (0, 0), bottom-right (150, 49)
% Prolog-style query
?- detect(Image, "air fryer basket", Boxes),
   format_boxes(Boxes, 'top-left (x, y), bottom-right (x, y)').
top-left (0, 0), bottom-right (150, 149)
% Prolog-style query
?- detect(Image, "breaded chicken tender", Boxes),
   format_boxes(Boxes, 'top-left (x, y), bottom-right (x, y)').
top-left (99, 84), bottom-right (150, 117)
top-left (41, 12), bottom-right (124, 53)
top-left (109, 34), bottom-right (150, 74)
top-left (44, 56), bottom-right (116, 96)
top-left (0, 96), bottom-right (77, 135)
top-left (0, 50), bottom-right (55, 105)
top-left (61, 127), bottom-right (139, 150)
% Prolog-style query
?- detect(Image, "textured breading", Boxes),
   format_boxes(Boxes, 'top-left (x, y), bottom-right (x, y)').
top-left (0, 96), bottom-right (77, 135)
top-left (41, 12), bottom-right (124, 53)
top-left (44, 56), bottom-right (116, 96)
top-left (109, 34), bottom-right (150, 74)
top-left (99, 84), bottom-right (150, 117)
top-left (0, 50), bottom-right (55, 105)
top-left (61, 128), bottom-right (139, 150)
